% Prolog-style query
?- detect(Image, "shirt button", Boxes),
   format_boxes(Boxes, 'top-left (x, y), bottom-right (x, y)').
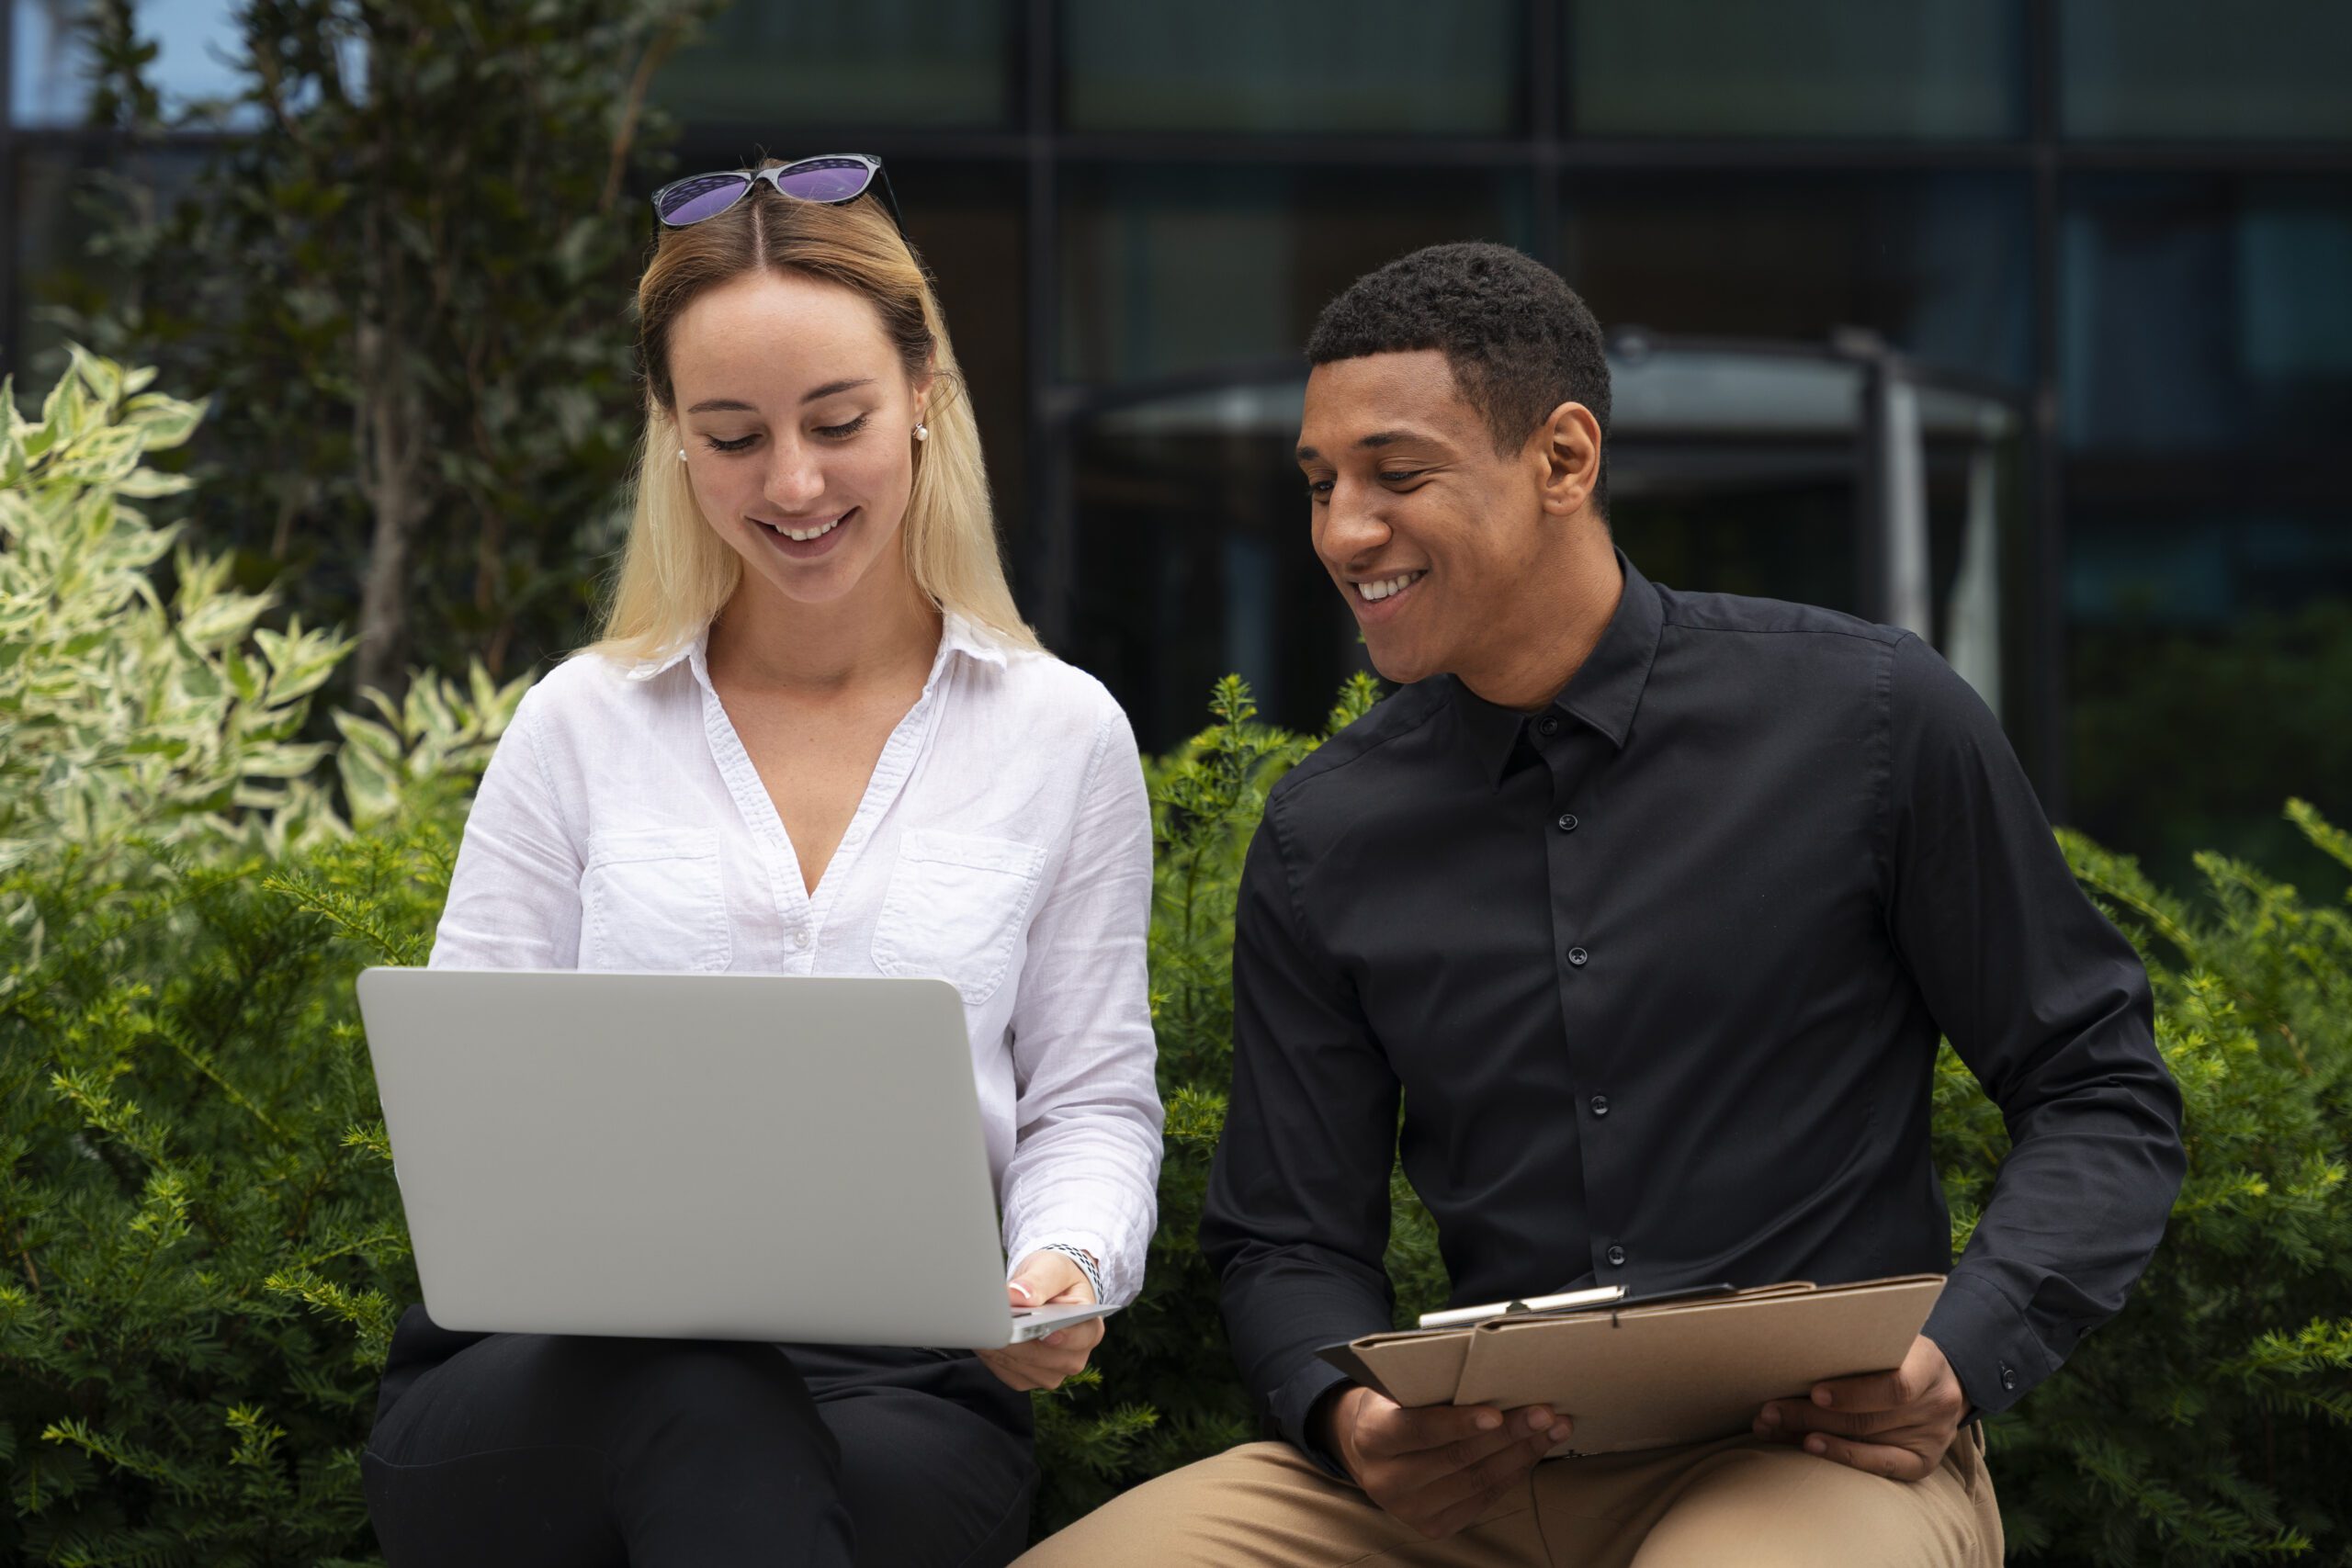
top-left (1566, 946), bottom-right (1589, 967)
top-left (793, 931), bottom-right (811, 950)
top-left (1555, 812), bottom-right (1579, 833)
top-left (1536, 715), bottom-right (1560, 738)
top-left (1589, 1094), bottom-right (1610, 1117)
top-left (1605, 1245), bottom-right (1627, 1267)
top-left (1999, 1361), bottom-right (2017, 1392)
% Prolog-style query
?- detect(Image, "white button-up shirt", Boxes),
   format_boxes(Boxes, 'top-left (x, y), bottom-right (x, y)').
top-left (428, 613), bottom-right (1162, 1304)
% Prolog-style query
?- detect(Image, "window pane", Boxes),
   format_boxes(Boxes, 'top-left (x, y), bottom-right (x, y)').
top-left (1061, 0), bottom-right (1521, 134)
top-left (1569, 0), bottom-right (2023, 139)
top-left (2062, 0), bottom-right (2352, 140)
top-left (1057, 164), bottom-right (1533, 385)
top-left (656, 0), bottom-right (1010, 130)
top-left (2061, 172), bottom-right (2352, 892)
top-left (1560, 173), bottom-right (2033, 387)
top-left (2061, 175), bottom-right (2352, 453)
top-left (14, 0), bottom-right (250, 127)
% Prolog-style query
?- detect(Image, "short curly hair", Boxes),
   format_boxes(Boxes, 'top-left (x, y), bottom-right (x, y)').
top-left (1306, 243), bottom-right (1610, 513)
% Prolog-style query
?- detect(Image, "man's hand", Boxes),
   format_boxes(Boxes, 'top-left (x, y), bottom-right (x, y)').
top-left (974, 1250), bottom-right (1104, 1393)
top-left (1323, 1385), bottom-right (1570, 1540)
top-left (1753, 1333), bottom-right (1967, 1481)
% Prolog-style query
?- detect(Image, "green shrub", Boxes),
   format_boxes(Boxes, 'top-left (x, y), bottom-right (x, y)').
top-left (0, 347), bottom-right (348, 872)
top-left (0, 354), bottom-right (523, 1565)
top-left (0, 824), bottom-right (453, 1566)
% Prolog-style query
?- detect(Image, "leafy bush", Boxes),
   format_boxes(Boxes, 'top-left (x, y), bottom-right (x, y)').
top-left (0, 348), bottom-right (347, 872)
top-left (0, 355), bottom-right (519, 1563)
top-left (0, 823), bottom-right (452, 1565)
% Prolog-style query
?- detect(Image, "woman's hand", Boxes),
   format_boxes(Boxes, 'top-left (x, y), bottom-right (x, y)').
top-left (974, 1249), bottom-right (1105, 1392)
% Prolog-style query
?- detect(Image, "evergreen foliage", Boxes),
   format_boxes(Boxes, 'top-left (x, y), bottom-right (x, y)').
top-left (3, 357), bottom-right (2346, 1562)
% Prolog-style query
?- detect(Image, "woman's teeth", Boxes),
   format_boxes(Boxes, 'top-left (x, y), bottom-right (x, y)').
top-left (1356, 571), bottom-right (1425, 602)
top-left (761, 512), bottom-right (845, 542)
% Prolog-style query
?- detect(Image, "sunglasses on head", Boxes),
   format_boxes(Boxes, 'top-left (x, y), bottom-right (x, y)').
top-left (651, 153), bottom-right (903, 232)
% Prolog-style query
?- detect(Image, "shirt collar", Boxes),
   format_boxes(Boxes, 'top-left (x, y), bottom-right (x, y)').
top-left (1452, 549), bottom-right (1665, 784)
top-left (622, 608), bottom-right (1012, 687)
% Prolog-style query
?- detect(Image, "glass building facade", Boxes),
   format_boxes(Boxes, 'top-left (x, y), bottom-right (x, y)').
top-left (9, 0), bottom-right (2351, 860)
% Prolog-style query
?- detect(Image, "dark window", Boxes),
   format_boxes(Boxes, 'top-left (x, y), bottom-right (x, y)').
top-left (655, 0), bottom-right (1012, 130)
top-left (1060, 0), bottom-right (1521, 135)
top-left (1561, 172), bottom-right (2034, 387)
top-left (1568, 0), bottom-right (2025, 140)
top-left (2061, 175), bottom-right (2352, 457)
top-left (1057, 164), bottom-right (1533, 385)
top-left (2061, 0), bottom-right (2352, 140)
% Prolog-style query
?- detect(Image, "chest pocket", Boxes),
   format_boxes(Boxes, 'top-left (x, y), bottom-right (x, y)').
top-left (579, 827), bottom-right (731, 973)
top-left (870, 829), bottom-right (1048, 1008)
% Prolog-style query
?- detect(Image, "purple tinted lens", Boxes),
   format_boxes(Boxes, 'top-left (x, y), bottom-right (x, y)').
top-left (775, 162), bottom-right (872, 204)
top-left (658, 174), bottom-right (751, 225)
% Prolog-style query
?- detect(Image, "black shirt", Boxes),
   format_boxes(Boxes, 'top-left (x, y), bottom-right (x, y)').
top-left (1200, 553), bottom-right (2185, 1460)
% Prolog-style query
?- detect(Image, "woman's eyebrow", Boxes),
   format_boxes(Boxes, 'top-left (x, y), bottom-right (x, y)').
top-left (682, 378), bottom-right (875, 416)
top-left (801, 378), bottom-right (875, 404)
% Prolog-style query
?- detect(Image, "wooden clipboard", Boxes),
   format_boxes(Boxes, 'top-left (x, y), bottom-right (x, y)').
top-left (1316, 1274), bottom-right (1944, 1457)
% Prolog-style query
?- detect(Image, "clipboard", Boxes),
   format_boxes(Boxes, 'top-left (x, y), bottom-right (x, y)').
top-left (1315, 1274), bottom-right (1943, 1457)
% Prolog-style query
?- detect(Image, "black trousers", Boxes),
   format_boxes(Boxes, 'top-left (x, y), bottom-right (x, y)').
top-left (362, 1306), bottom-right (1036, 1567)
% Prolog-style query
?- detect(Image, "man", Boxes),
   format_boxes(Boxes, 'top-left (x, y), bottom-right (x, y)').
top-left (1018, 243), bottom-right (2183, 1566)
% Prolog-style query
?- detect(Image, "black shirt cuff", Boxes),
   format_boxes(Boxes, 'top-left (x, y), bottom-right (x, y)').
top-left (1923, 1271), bottom-right (2056, 1417)
top-left (1272, 1357), bottom-right (1359, 1479)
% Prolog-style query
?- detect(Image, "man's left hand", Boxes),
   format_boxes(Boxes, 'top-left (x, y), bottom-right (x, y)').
top-left (1752, 1334), bottom-right (1968, 1482)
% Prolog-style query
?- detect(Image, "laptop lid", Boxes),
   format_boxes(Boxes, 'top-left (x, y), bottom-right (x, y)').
top-left (356, 968), bottom-right (1024, 1347)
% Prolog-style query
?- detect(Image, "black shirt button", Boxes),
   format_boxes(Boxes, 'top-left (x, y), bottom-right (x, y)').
top-left (1605, 1245), bottom-right (1627, 1267)
top-left (1589, 1095), bottom-right (1610, 1117)
top-left (1566, 946), bottom-right (1589, 967)
top-left (1536, 715), bottom-right (1560, 738)
top-left (1555, 812), bottom-right (1579, 833)
top-left (1999, 1361), bottom-right (2017, 1392)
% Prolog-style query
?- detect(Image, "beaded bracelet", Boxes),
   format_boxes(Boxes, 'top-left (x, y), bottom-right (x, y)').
top-left (1039, 1242), bottom-right (1107, 1304)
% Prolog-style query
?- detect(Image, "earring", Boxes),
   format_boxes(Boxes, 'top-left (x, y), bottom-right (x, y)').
top-left (913, 423), bottom-right (929, 443)
top-left (676, 446), bottom-right (687, 461)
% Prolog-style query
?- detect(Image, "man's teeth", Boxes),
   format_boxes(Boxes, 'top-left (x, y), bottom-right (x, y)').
top-left (1356, 571), bottom-right (1424, 603)
top-left (763, 513), bottom-right (844, 542)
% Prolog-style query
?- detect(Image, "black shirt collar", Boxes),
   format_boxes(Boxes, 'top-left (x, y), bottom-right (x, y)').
top-left (1451, 549), bottom-right (1665, 784)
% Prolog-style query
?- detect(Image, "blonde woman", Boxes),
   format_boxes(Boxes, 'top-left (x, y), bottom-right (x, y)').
top-left (360, 156), bottom-right (1161, 1567)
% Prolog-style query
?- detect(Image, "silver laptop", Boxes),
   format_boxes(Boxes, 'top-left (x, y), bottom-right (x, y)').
top-left (355, 968), bottom-right (1115, 1348)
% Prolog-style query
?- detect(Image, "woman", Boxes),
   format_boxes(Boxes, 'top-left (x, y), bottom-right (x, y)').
top-left (361, 155), bottom-right (1162, 1567)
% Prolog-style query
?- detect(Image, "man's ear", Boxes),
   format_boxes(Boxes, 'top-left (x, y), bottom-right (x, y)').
top-left (1536, 400), bottom-right (1603, 518)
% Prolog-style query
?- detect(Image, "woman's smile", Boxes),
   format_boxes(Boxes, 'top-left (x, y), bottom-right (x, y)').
top-left (749, 505), bottom-right (857, 559)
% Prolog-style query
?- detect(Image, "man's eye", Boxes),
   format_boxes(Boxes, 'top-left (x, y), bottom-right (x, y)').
top-left (1380, 470), bottom-right (1422, 485)
top-left (705, 434), bottom-right (758, 454)
top-left (1306, 479), bottom-right (1334, 500)
top-left (815, 412), bottom-right (871, 440)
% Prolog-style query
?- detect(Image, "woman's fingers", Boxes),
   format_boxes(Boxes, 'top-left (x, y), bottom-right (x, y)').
top-left (1006, 1249), bottom-right (1091, 1309)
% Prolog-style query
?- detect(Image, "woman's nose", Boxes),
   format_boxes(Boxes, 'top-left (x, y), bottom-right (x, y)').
top-left (763, 442), bottom-right (826, 511)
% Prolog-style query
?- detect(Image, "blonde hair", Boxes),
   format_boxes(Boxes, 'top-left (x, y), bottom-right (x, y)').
top-left (590, 169), bottom-right (1040, 662)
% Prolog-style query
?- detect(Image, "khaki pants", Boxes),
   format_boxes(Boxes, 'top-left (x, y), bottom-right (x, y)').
top-left (1015, 1426), bottom-right (2000, 1568)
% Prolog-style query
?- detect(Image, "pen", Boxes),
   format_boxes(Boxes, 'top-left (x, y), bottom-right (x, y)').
top-left (1417, 1283), bottom-right (1623, 1330)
